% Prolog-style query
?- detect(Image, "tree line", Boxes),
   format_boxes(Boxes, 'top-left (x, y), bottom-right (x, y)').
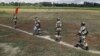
top-left (0, 2), bottom-right (100, 7)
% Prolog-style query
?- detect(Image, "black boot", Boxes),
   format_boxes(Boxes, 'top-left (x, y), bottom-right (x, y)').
top-left (74, 44), bottom-right (80, 47)
top-left (55, 38), bottom-right (59, 42)
top-left (55, 37), bottom-right (61, 42)
top-left (85, 46), bottom-right (89, 50)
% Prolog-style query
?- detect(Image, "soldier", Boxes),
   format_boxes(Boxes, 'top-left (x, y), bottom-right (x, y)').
top-left (13, 14), bottom-right (18, 28)
top-left (55, 18), bottom-right (62, 42)
top-left (75, 22), bottom-right (89, 50)
top-left (34, 17), bottom-right (40, 25)
top-left (33, 17), bottom-right (41, 35)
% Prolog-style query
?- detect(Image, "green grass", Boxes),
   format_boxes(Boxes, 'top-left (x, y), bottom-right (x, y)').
top-left (0, 8), bottom-right (100, 56)
top-left (16, 11), bottom-right (100, 51)
top-left (0, 23), bottom-right (99, 56)
top-left (0, 27), bottom-right (28, 50)
top-left (17, 36), bottom-right (100, 56)
top-left (0, 7), bottom-right (100, 13)
top-left (0, 27), bottom-right (14, 36)
top-left (0, 48), bottom-right (6, 56)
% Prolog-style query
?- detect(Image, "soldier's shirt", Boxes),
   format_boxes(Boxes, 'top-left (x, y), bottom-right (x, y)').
top-left (79, 26), bottom-right (88, 35)
top-left (56, 21), bottom-right (62, 28)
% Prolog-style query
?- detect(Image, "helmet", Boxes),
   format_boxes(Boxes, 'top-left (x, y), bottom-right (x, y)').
top-left (81, 22), bottom-right (86, 26)
top-left (35, 17), bottom-right (38, 20)
top-left (57, 18), bottom-right (60, 21)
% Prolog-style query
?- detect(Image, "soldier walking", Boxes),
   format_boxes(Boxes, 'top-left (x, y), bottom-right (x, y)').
top-left (33, 17), bottom-right (41, 35)
top-left (55, 18), bottom-right (62, 42)
top-left (75, 22), bottom-right (89, 50)
top-left (13, 14), bottom-right (18, 28)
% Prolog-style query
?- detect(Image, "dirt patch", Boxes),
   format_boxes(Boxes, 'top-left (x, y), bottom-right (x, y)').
top-left (0, 43), bottom-right (20, 56)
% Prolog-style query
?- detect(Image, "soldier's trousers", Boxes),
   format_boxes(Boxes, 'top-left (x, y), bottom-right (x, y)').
top-left (78, 36), bottom-right (88, 47)
top-left (33, 27), bottom-right (41, 35)
top-left (56, 31), bottom-right (61, 36)
top-left (13, 21), bottom-right (17, 28)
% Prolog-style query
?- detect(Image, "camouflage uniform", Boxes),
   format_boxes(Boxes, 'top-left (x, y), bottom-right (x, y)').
top-left (33, 17), bottom-right (41, 35)
top-left (13, 15), bottom-right (17, 28)
top-left (75, 22), bottom-right (89, 50)
top-left (55, 18), bottom-right (62, 41)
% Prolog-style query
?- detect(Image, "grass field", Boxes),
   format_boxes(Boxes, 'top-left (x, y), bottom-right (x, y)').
top-left (0, 6), bottom-right (100, 13)
top-left (0, 27), bottom-right (99, 56)
top-left (0, 7), bottom-right (100, 56)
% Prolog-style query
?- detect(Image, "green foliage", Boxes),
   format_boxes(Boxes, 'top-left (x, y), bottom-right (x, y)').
top-left (0, 2), bottom-right (100, 7)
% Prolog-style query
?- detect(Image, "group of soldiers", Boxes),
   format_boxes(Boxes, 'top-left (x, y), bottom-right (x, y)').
top-left (12, 15), bottom-right (89, 50)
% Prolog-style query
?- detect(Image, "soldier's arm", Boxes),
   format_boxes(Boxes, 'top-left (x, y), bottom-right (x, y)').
top-left (85, 29), bottom-right (89, 36)
top-left (56, 22), bottom-right (58, 28)
top-left (77, 29), bottom-right (82, 36)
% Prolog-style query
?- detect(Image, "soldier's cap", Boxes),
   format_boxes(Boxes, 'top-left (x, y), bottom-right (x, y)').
top-left (35, 17), bottom-right (38, 18)
top-left (81, 22), bottom-right (86, 25)
top-left (57, 18), bottom-right (61, 20)
top-left (35, 17), bottom-right (39, 20)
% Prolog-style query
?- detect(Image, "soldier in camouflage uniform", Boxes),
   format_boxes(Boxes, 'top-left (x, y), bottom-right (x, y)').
top-left (55, 18), bottom-right (62, 42)
top-left (75, 22), bottom-right (89, 50)
top-left (13, 14), bottom-right (18, 28)
top-left (33, 17), bottom-right (41, 35)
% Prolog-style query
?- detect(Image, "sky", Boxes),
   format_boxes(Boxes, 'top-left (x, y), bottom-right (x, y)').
top-left (0, 0), bottom-right (100, 4)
